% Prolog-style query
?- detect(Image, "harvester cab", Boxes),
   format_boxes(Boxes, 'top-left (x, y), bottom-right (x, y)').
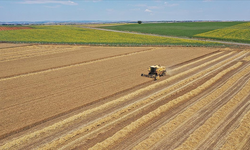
top-left (141, 65), bottom-right (166, 80)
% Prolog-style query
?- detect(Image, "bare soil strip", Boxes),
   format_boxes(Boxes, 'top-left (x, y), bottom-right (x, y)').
top-left (0, 47), bottom-right (155, 81)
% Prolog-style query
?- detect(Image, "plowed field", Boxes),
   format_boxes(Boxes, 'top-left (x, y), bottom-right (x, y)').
top-left (0, 44), bottom-right (250, 150)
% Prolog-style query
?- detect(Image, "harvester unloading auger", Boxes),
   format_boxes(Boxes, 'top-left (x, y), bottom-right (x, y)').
top-left (141, 65), bottom-right (167, 80)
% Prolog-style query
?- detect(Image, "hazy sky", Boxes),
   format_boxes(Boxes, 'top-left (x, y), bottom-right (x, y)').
top-left (0, 0), bottom-right (249, 22)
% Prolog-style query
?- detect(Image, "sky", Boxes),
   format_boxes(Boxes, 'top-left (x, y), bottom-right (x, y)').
top-left (0, 0), bottom-right (250, 22)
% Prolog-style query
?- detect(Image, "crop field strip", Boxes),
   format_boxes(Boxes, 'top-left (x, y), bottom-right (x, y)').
top-left (100, 22), bottom-right (244, 38)
top-left (0, 45), bottom-right (157, 79)
top-left (195, 22), bottom-right (250, 44)
top-left (0, 46), bottom-right (217, 142)
top-left (0, 45), bottom-right (90, 62)
top-left (0, 47), bottom-right (156, 81)
top-left (100, 22), bottom-right (250, 45)
top-left (0, 25), bottom-right (220, 46)
top-left (0, 46), bottom-right (249, 148)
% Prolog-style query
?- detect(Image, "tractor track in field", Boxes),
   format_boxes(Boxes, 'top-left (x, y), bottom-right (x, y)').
top-left (80, 26), bottom-right (250, 47)
top-left (1, 44), bottom-right (250, 150)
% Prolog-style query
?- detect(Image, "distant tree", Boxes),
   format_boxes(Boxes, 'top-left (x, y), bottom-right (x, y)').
top-left (138, 21), bottom-right (142, 24)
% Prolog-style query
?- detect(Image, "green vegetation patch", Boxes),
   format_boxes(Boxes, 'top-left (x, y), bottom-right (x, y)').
top-left (0, 25), bottom-right (220, 46)
top-left (100, 22), bottom-right (244, 38)
top-left (194, 22), bottom-right (250, 44)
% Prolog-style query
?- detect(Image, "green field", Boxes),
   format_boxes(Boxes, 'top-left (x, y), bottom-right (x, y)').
top-left (100, 22), bottom-right (244, 37)
top-left (0, 25), bottom-right (220, 46)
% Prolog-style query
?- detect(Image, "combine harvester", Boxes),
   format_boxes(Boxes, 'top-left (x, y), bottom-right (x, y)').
top-left (141, 65), bottom-right (167, 80)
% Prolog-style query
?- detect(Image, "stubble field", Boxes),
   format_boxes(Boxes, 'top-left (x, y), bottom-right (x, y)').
top-left (0, 43), bottom-right (250, 150)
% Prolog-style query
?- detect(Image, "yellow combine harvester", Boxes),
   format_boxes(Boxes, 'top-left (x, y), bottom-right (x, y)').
top-left (141, 65), bottom-right (166, 80)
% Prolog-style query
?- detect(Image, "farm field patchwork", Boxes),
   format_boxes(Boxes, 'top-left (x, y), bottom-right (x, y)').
top-left (0, 44), bottom-right (250, 150)
top-left (100, 22), bottom-right (250, 44)
top-left (100, 22), bottom-right (244, 37)
top-left (0, 25), bottom-right (219, 46)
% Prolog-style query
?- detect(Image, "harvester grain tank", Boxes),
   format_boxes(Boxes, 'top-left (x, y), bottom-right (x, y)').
top-left (141, 65), bottom-right (166, 80)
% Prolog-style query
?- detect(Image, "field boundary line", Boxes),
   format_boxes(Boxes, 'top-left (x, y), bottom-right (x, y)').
top-left (80, 26), bottom-right (250, 46)
top-left (0, 44), bottom-right (35, 50)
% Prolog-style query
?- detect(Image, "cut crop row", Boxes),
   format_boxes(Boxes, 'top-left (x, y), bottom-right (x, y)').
top-left (133, 64), bottom-right (250, 149)
top-left (176, 74), bottom-right (250, 150)
top-left (220, 110), bottom-right (250, 150)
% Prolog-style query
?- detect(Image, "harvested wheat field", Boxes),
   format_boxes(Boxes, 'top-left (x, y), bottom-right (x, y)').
top-left (0, 43), bottom-right (250, 150)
